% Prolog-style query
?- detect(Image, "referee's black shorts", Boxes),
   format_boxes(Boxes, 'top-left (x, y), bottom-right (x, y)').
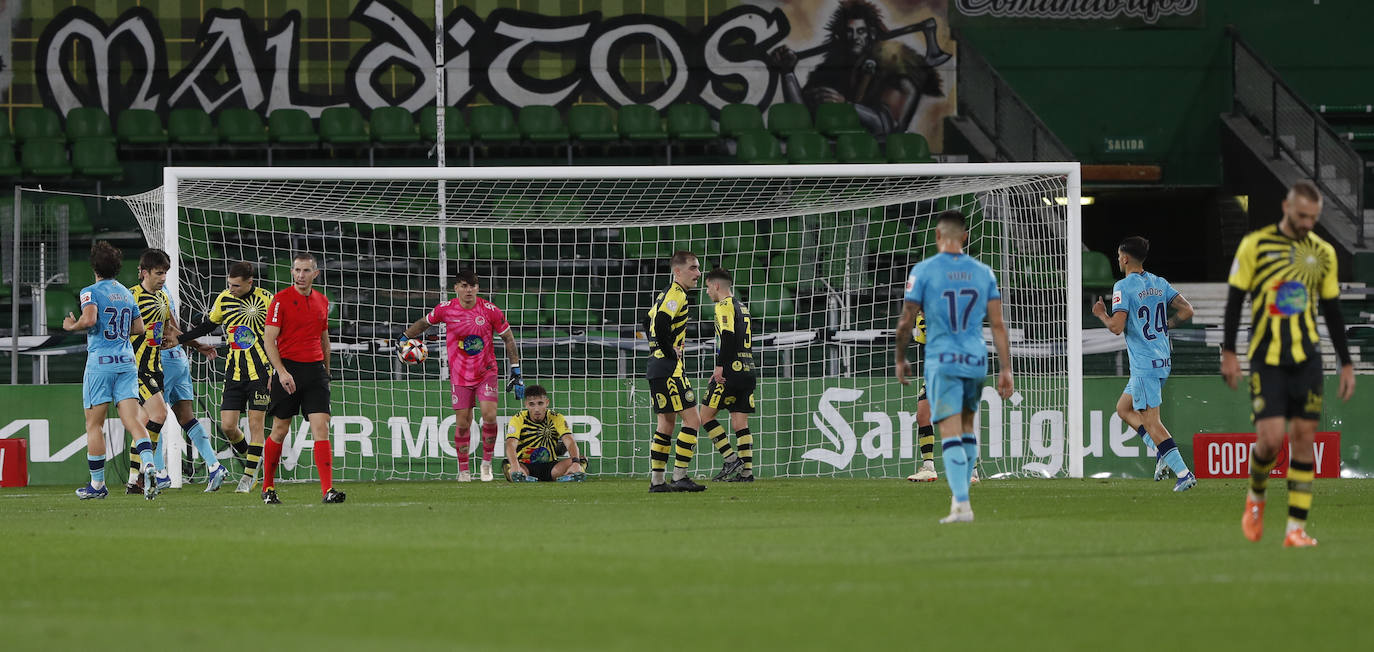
top-left (268, 359), bottom-right (331, 419)
top-left (1249, 358), bottom-right (1323, 422)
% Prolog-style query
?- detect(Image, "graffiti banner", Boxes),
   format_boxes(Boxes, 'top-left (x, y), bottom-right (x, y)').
top-left (6, 0), bottom-right (956, 147)
top-left (951, 0), bottom-right (1205, 29)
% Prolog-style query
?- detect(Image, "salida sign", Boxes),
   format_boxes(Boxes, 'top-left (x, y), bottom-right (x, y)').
top-left (33, 0), bottom-right (951, 137)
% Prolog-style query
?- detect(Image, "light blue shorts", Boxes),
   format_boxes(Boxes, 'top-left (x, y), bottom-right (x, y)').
top-left (1124, 375), bottom-right (1167, 410)
top-left (163, 360), bottom-right (194, 405)
top-left (927, 372), bottom-right (984, 424)
top-left (83, 370), bottom-right (139, 409)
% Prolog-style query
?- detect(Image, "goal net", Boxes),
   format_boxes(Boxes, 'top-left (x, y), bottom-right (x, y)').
top-left (121, 163), bottom-right (1083, 483)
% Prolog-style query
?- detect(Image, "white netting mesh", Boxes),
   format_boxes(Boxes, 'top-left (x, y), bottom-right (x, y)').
top-left (122, 165), bottom-right (1079, 481)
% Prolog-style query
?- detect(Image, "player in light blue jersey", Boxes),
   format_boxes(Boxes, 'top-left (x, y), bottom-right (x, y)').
top-left (1092, 236), bottom-right (1197, 492)
top-left (896, 210), bottom-right (1014, 523)
top-left (62, 242), bottom-right (159, 500)
top-left (156, 286), bottom-right (230, 492)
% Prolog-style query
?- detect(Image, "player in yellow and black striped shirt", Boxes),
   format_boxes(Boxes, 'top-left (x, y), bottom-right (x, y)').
top-left (1222, 180), bottom-right (1355, 547)
top-left (645, 250), bottom-right (705, 493)
top-left (179, 261), bottom-right (275, 492)
top-left (502, 385), bottom-right (586, 482)
top-left (905, 312), bottom-right (942, 483)
top-left (123, 250), bottom-right (175, 492)
top-left (697, 267), bottom-right (757, 482)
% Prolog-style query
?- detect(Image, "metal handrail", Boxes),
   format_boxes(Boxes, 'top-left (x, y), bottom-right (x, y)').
top-left (1229, 26), bottom-right (1365, 246)
top-left (955, 33), bottom-right (1073, 162)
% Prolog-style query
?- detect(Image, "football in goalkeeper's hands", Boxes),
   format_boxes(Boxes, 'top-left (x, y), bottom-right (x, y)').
top-left (398, 339), bottom-right (428, 364)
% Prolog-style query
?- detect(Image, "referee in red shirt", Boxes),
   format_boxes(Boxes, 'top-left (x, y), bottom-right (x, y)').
top-left (261, 253), bottom-right (344, 504)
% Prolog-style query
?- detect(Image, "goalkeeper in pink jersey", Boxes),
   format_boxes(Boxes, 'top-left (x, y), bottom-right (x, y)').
top-left (399, 269), bottom-right (523, 482)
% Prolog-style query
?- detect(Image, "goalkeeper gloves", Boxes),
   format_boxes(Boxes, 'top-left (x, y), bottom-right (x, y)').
top-left (396, 332), bottom-right (414, 346)
top-left (506, 365), bottom-right (525, 399)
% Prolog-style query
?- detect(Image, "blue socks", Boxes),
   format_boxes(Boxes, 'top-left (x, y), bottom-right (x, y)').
top-left (960, 434), bottom-right (979, 468)
top-left (941, 437), bottom-right (971, 502)
top-left (132, 437), bottom-right (155, 471)
top-left (1156, 437), bottom-right (1191, 477)
top-left (87, 454), bottom-right (105, 487)
top-left (183, 419), bottom-right (221, 470)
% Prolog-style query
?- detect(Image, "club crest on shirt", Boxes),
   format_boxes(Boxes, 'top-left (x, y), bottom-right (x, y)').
top-left (230, 324), bottom-right (256, 349)
top-left (475, 316), bottom-right (486, 326)
top-left (1269, 280), bottom-right (1307, 316)
top-left (462, 334), bottom-right (484, 355)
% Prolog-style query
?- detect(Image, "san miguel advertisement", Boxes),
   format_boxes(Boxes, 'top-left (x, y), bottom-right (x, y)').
top-left (1, 376), bottom-right (1367, 486)
top-left (3, 0), bottom-right (957, 146)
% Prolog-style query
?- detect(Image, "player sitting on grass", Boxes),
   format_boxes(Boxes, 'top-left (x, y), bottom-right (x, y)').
top-left (503, 385), bottom-right (587, 482)
top-left (1092, 236), bottom-right (1197, 491)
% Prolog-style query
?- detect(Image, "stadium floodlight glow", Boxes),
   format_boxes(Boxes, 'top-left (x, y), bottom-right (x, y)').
top-left (123, 162), bottom-right (1084, 481)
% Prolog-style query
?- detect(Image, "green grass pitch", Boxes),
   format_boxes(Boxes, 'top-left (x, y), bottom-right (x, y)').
top-left (2, 478), bottom-right (1368, 651)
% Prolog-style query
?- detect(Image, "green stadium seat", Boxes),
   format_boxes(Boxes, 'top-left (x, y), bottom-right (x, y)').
top-left (717, 253), bottom-right (765, 288)
top-left (750, 284), bottom-right (796, 322)
top-left (767, 250), bottom-right (808, 287)
top-left (218, 108), bottom-right (268, 144)
top-left (267, 109), bottom-right (319, 144)
top-left (418, 106), bottom-right (471, 143)
top-left (15, 108), bottom-right (65, 143)
top-left (815, 103), bottom-right (866, 137)
top-left (65, 107), bottom-right (116, 144)
top-left (735, 131), bottom-right (784, 164)
top-left (115, 109), bottom-right (168, 145)
top-left (886, 133), bottom-right (935, 163)
top-left (66, 259), bottom-right (96, 291)
top-left (499, 292), bottom-right (548, 327)
top-left (767, 102), bottom-right (814, 138)
top-left (469, 105), bottom-right (520, 142)
top-left (0, 117), bottom-right (13, 145)
top-left (567, 105), bottom-right (619, 142)
top-left (167, 108), bottom-right (217, 144)
top-left (698, 289), bottom-right (718, 321)
top-left (786, 132), bottom-right (835, 164)
top-left (1082, 250), bottom-right (1116, 291)
top-left (0, 144), bottom-right (20, 176)
top-left (769, 216), bottom-right (807, 252)
top-left (836, 133), bottom-right (884, 163)
top-left (866, 219), bottom-right (914, 254)
top-left (667, 104), bottom-right (717, 141)
top-left (670, 223), bottom-right (713, 261)
top-left (518, 105), bottom-right (569, 142)
top-left (618, 104), bottom-right (667, 141)
top-left (719, 104), bottom-right (765, 138)
top-left (469, 228), bottom-right (522, 260)
top-left (21, 140), bottom-right (72, 176)
top-left (44, 290), bottom-right (79, 330)
top-left (621, 226), bottom-right (673, 261)
top-left (73, 140), bottom-right (124, 178)
top-left (319, 107), bottom-right (369, 144)
top-left (719, 221), bottom-right (763, 255)
top-left (549, 291), bottom-right (600, 327)
top-left (45, 196), bottom-right (94, 238)
top-left (370, 107), bottom-right (420, 143)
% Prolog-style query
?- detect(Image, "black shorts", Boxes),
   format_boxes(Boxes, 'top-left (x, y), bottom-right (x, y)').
top-left (137, 369), bottom-right (164, 404)
top-left (267, 360), bottom-right (331, 419)
top-left (704, 375), bottom-right (757, 413)
top-left (503, 459), bottom-right (558, 482)
top-left (647, 375), bottom-right (696, 414)
top-left (1249, 358), bottom-right (1323, 422)
top-left (221, 377), bottom-right (270, 412)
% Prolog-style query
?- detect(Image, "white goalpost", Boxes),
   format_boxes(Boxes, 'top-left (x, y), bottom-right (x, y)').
top-left (122, 162), bottom-right (1084, 484)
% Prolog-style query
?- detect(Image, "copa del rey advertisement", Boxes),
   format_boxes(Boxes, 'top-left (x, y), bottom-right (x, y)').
top-left (1192, 432), bottom-right (1341, 479)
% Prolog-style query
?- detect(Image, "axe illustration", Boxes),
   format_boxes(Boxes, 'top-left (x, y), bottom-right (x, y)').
top-left (794, 17), bottom-right (951, 67)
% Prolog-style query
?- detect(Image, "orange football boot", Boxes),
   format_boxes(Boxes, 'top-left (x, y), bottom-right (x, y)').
top-left (1242, 497), bottom-right (1265, 542)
